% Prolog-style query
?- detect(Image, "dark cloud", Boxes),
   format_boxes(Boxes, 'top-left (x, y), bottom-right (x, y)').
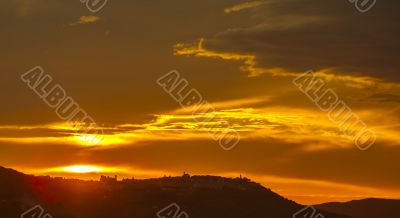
top-left (202, 0), bottom-right (400, 81)
top-left (369, 93), bottom-right (400, 103)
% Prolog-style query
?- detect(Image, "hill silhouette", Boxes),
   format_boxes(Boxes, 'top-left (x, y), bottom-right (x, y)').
top-left (0, 166), bottom-right (348, 218)
top-left (315, 198), bottom-right (400, 218)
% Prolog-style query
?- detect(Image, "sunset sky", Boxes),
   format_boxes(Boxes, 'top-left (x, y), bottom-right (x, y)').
top-left (1, 0), bottom-right (400, 205)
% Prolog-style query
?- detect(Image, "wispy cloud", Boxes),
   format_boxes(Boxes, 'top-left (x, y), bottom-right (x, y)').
top-left (173, 38), bottom-right (400, 91)
top-left (224, 1), bottom-right (264, 13)
top-left (70, 15), bottom-right (101, 26)
top-left (1, 96), bottom-right (397, 150)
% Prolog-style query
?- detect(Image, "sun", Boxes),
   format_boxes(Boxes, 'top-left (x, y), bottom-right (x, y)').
top-left (61, 165), bottom-right (103, 173)
top-left (42, 165), bottom-right (126, 175)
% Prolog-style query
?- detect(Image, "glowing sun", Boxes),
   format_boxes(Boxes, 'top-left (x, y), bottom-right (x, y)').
top-left (61, 165), bottom-right (103, 173)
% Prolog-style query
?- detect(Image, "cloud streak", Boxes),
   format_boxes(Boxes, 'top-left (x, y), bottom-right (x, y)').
top-left (224, 1), bottom-right (264, 13)
top-left (179, 0), bottom-right (400, 82)
top-left (70, 15), bottom-right (101, 26)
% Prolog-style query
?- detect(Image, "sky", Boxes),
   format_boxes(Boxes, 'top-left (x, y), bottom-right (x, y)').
top-left (1, 0), bottom-right (400, 205)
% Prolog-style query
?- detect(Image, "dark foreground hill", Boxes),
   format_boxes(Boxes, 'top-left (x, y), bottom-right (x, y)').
top-left (0, 166), bottom-right (347, 218)
top-left (315, 198), bottom-right (400, 218)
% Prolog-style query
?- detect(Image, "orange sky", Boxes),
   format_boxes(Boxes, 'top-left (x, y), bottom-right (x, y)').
top-left (1, 0), bottom-right (400, 205)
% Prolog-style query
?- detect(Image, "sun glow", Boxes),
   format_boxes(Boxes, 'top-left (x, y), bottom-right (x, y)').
top-left (74, 134), bottom-right (104, 146)
top-left (61, 165), bottom-right (103, 173)
top-left (43, 165), bottom-right (131, 175)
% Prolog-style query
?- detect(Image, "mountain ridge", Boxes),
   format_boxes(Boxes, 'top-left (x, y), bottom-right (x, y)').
top-left (0, 166), bottom-right (348, 218)
top-left (315, 198), bottom-right (400, 218)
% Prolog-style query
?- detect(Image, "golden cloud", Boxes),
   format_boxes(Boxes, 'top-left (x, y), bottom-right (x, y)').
top-left (224, 1), bottom-right (264, 14)
top-left (70, 15), bottom-right (101, 26)
top-left (1, 96), bottom-right (398, 151)
top-left (174, 39), bottom-right (400, 91)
